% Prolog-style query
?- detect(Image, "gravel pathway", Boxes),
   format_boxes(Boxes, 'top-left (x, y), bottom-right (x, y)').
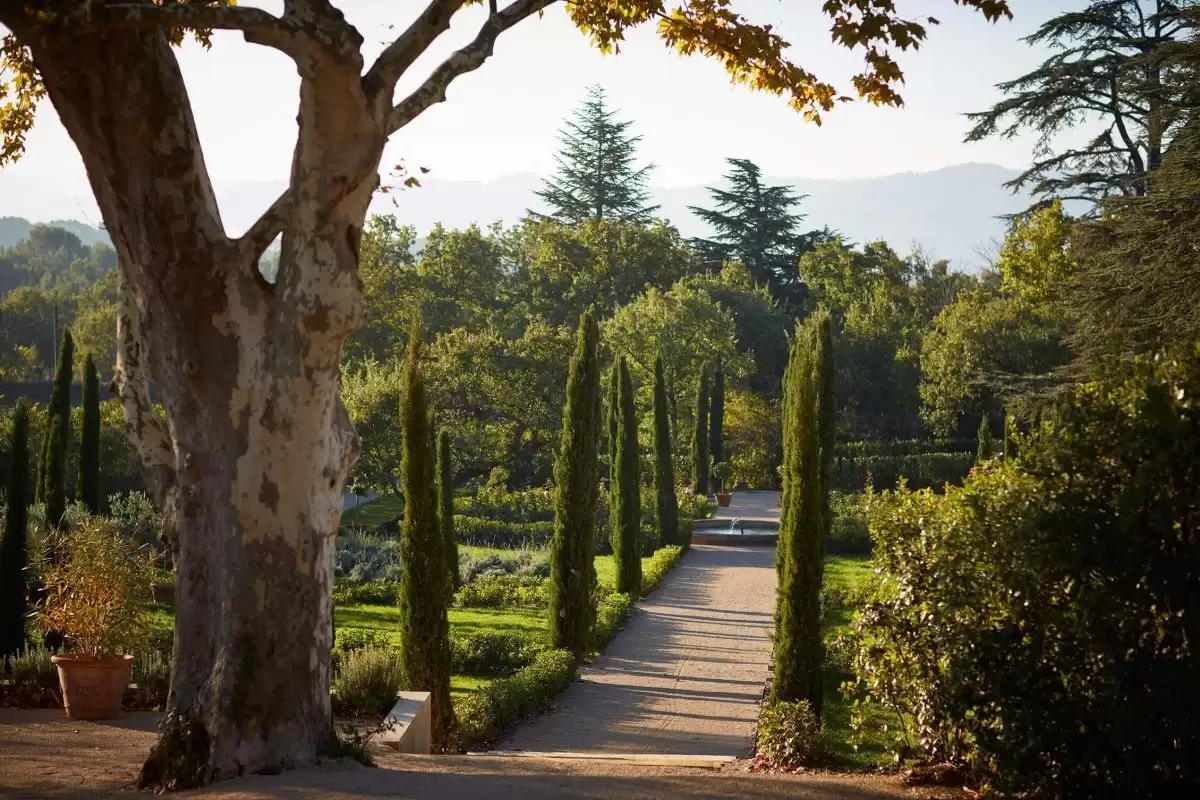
top-left (498, 543), bottom-right (777, 756)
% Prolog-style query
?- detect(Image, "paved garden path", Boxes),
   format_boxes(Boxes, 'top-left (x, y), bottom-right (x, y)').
top-left (498, 538), bottom-right (778, 757)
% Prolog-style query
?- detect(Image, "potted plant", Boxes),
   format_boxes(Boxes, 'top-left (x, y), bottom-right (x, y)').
top-left (35, 517), bottom-right (156, 720)
top-left (712, 462), bottom-right (734, 507)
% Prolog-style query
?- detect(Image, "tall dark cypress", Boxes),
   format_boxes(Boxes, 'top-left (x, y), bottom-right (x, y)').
top-left (976, 413), bottom-right (995, 463)
top-left (691, 367), bottom-right (710, 496)
top-left (37, 329), bottom-right (73, 515)
top-left (607, 362), bottom-right (620, 542)
top-left (549, 309), bottom-right (602, 658)
top-left (0, 402), bottom-right (32, 661)
top-left (652, 356), bottom-right (679, 549)
top-left (397, 327), bottom-right (453, 750)
top-left (708, 362), bottom-right (725, 492)
top-left (436, 430), bottom-right (458, 594)
top-left (611, 357), bottom-right (641, 594)
top-left (772, 309), bottom-right (834, 714)
top-left (78, 353), bottom-right (101, 513)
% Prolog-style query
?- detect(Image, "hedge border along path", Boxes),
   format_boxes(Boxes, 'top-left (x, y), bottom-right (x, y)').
top-left (494, 543), bottom-right (776, 757)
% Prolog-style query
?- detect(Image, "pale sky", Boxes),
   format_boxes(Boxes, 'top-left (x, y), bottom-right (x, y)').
top-left (1, 0), bottom-right (1063, 206)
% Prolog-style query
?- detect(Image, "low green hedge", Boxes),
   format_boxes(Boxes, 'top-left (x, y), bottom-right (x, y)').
top-left (450, 648), bottom-right (577, 751)
top-left (591, 592), bottom-right (634, 651)
top-left (454, 574), bottom-right (549, 610)
top-left (454, 515), bottom-right (555, 548)
top-left (832, 451), bottom-right (974, 492)
top-left (451, 630), bottom-right (545, 676)
top-left (640, 545), bottom-right (682, 597)
top-left (333, 580), bottom-right (400, 605)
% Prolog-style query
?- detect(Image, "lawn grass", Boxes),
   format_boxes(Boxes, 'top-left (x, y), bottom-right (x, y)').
top-left (341, 494), bottom-right (405, 528)
top-left (818, 553), bottom-right (897, 770)
top-left (334, 604), bottom-right (548, 647)
top-left (460, 545), bottom-right (654, 593)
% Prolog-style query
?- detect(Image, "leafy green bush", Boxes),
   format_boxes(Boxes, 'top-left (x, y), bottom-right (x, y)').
top-left (450, 630), bottom-right (544, 676)
top-left (454, 476), bottom-right (555, 523)
top-left (335, 532), bottom-right (402, 583)
top-left (333, 580), bottom-right (400, 606)
top-left (591, 592), bottom-right (634, 651)
top-left (757, 699), bottom-right (821, 767)
top-left (640, 545), bottom-right (682, 597)
top-left (676, 487), bottom-right (714, 520)
top-left (847, 350), bottom-right (1200, 797)
top-left (7, 642), bottom-right (57, 694)
top-left (454, 574), bottom-right (549, 609)
top-left (332, 646), bottom-right (404, 717)
top-left (107, 491), bottom-right (164, 552)
top-left (454, 515), bottom-right (554, 548)
top-left (832, 451), bottom-right (974, 492)
top-left (459, 549), bottom-right (549, 583)
top-left (827, 491), bottom-right (874, 554)
top-left (450, 648), bottom-right (576, 751)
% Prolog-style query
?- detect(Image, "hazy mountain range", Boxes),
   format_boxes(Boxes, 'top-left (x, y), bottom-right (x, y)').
top-left (1, 162), bottom-right (1034, 269)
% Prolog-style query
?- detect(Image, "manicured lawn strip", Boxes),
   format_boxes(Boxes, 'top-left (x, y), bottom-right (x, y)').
top-left (819, 553), bottom-right (896, 769)
top-left (451, 675), bottom-right (492, 697)
top-left (334, 605), bottom-right (549, 647)
top-left (341, 494), bottom-right (405, 528)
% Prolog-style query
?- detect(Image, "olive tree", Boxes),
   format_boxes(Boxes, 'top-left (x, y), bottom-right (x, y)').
top-left (0, 0), bottom-right (1011, 787)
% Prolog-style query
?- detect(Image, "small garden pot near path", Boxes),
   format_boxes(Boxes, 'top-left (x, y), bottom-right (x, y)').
top-left (715, 492), bottom-right (733, 508)
top-left (51, 654), bottom-right (134, 720)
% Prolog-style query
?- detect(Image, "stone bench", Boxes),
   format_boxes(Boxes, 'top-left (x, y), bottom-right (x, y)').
top-left (377, 691), bottom-right (431, 754)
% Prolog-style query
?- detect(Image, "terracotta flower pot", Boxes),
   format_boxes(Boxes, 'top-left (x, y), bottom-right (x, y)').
top-left (715, 491), bottom-right (733, 507)
top-left (51, 654), bottom-right (134, 720)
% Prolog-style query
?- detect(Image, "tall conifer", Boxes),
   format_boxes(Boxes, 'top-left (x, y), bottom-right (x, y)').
top-left (607, 362), bottom-right (619, 540)
top-left (709, 362), bottom-right (725, 492)
top-left (549, 309), bottom-right (602, 658)
top-left (0, 402), bottom-right (32, 660)
top-left (691, 367), bottom-right (709, 496)
top-left (652, 356), bottom-right (679, 548)
top-left (611, 357), bottom-right (641, 594)
top-left (534, 85), bottom-right (659, 225)
top-left (78, 353), bottom-right (101, 513)
top-left (772, 309), bottom-right (834, 714)
top-left (397, 326), bottom-right (453, 750)
top-left (37, 329), bottom-right (73, 520)
top-left (436, 430), bottom-right (458, 594)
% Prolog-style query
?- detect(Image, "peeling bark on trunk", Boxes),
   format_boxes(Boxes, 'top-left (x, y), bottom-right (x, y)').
top-left (14, 24), bottom-right (374, 787)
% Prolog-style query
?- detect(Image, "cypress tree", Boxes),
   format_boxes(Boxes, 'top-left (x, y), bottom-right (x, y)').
top-left (708, 362), bottom-right (725, 492)
top-left (549, 309), bottom-right (602, 658)
top-left (0, 402), bottom-right (32, 661)
top-left (652, 356), bottom-right (679, 549)
top-left (607, 361), bottom-right (619, 541)
top-left (37, 328), bottom-right (73, 512)
top-left (691, 367), bottom-right (709, 496)
top-left (436, 430), bottom-right (458, 594)
top-left (78, 353), bottom-right (101, 513)
top-left (772, 309), bottom-right (834, 714)
top-left (976, 413), bottom-right (995, 463)
top-left (397, 328), bottom-right (453, 750)
top-left (611, 357), bottom-right (641, 594)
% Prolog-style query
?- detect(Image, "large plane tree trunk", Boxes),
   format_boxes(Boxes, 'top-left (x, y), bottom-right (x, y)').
top-left (14, 21), bottom-right (381, 787)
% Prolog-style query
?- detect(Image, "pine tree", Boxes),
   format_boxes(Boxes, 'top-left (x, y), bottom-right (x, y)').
top-left (688, 158), bottom-right (827, 306)
top-left (976, 413), bottom-right (995, 463)
top-left (652, 356), bottom-right (679, 549)
top-left (708, 362), bottom-right (725, 492)
top-left (78, 353), bottom-right (101, 513)
top-left (436, 430), bottom-right (458, 594)
top-left (691, 367), bottom-right (709, 497)
top-left (534, 85), bottom-right (659, 225)
top-left (397, 327), bottom-right (453, 750)
top-left (0, 401), bottom-right (32, 661)
top-left (549, 309), bottom-right (602, 658)
top-left (772, 309), bottom-right (834, 714)
top-left (38, 329), bottom-right (73, 528)
top-left (611, 357), bottom-right (641, 594)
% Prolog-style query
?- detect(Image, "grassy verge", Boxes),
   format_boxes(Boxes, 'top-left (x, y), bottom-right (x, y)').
top-left (341, 494), bottom-right (404, 528)
top-left (818, 554), bottom-right (896, 769)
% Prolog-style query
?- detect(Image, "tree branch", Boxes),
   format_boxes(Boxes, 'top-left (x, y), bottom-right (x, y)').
top-left (363, 0), bottom-right (465, 104)
top-left (388, 0), bottom-right (556, 134)
top-left (81, 2), bottom-right (311, 59)
top-left (236, 191), bottom-right (290, 263)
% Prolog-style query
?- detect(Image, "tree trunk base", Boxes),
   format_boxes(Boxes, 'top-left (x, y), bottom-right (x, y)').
top-left (137, 710), bottom-right (212, 792)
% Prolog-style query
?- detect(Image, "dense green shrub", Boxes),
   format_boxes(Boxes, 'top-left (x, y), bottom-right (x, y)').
top-left (335, 532), bottom-right (402, 583)
top-left (454, 574), bottom-right (549, 609)
top-left (108, 492), bottom-right (165, 553)
top-left (450, 648), bottom-right (577, 751)
top-left (757, 699), bottom-right (821, 767)
top-left (676, 488), bottom-right (713, 521)
top-left (848, 349), bottom-right (1200, 798)
top-left (7, 641), bottom-right (56, 692)
top-left (454, 515), bottom-right (554, 548)
top-left (591, 591), bottom-right (634, 651)
top-left (0, 401), bottom-right (31, 660)
top-left (333, 580), bottom-right (400, 606)
top-left (827, 491), bottom-right (874, 555)
top-left (453, 478), bottom-right (556, 523)
top-left (831, 451), bottom-right (974, 492)
top-left (450, 630), bottom-right (544, 676)
top-left (333, 646), bottom-right (404, 717)
top-left (640, 545), bottom-right (682, 597)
